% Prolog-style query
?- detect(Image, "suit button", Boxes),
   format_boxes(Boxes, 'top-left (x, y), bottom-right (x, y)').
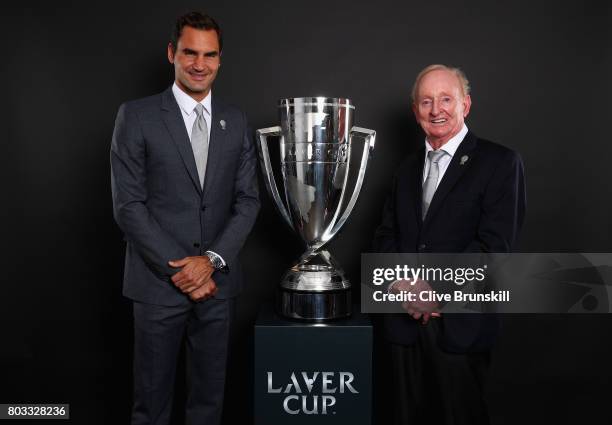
top-left (201, 206), bottom-right (206, 211)
top-left (193, 243), bottom-right (200, 248)
top-left (418, 244), bottom-right (427, 250)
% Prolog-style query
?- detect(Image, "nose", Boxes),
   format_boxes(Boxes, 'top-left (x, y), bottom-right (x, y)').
top-left (193, 55), bottom-right (207, 71)
top-left (431, 99), bottom-right (440, 115)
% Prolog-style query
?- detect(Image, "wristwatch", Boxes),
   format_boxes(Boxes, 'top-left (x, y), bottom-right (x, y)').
top-left (205, 251), bottom-right (228, 272)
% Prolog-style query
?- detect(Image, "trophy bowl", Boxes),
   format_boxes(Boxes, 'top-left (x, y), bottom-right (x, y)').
top-left (257, 97), bottom-right (375, 321)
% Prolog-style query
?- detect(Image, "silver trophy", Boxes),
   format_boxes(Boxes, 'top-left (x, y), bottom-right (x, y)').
top-left (257, 97), bottom-right (375, 320)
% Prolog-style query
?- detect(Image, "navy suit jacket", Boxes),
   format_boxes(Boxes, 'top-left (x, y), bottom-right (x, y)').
top-left (373, 131), bottom-right (526, 352)
top-left (111, 87), bottom-right (260, 306)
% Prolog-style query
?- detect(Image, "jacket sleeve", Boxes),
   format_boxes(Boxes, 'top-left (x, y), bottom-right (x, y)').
top-left (464, 150), bottom-right (526, 253)
top-left (110, 103), bottom-right (189, 279)
top-left (207, 112), bottom-right (260, 265)
top-left (373, 174), bottom-right (400, 253)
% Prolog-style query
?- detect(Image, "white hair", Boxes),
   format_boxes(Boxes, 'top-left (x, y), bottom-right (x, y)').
top-left (411, 64), bottom-right (471, 102)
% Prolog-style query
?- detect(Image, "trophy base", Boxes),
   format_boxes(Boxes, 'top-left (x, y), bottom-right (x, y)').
top-left (276, 250), bottom-right (352, 321)
top-left (276, 287), bottom-right (351, 321)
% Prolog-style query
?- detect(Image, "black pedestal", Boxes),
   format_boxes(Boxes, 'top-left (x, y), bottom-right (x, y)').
top-left (254, 305), bottom-right (372, 424)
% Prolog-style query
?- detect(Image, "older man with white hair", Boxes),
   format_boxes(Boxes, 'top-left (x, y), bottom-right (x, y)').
top-left (374, 64), bottom-right (526, 424)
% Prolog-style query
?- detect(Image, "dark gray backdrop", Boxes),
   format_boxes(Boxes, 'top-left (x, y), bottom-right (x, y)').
top-left (1, 0), bottom-right (611, 424)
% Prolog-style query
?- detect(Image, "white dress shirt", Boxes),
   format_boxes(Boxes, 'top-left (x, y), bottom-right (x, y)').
top-left (422, 124), bottom-right (469, 189)
top-left (172, 82), bottom-right (212, 141)
top-left (171, 83), bottom-right (226, 268)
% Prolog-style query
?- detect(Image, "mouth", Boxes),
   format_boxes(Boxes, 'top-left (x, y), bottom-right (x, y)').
top-left (430, 118), bottom-right (447, 124)
top-left (189, 72), bottom-right (208, 81)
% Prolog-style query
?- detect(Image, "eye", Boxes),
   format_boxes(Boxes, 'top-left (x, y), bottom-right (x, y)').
top-left (421, 99), bottom-right (432, 107)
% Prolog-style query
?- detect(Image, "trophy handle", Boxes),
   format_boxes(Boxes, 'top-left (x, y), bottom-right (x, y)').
top-left (256, 126), bottom-right (293, 228)
top-left (325, 126), bottom-right (376, 242)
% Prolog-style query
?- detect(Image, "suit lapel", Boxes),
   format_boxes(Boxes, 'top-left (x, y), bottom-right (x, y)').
top-left (202, 97), bottom-right (227, 199)
top-left (423, 131), bottom-right (478, 226)
top-left (160, 87), bottom-right (202, 195)
top-left (413, 147), bottom-right (426, 226)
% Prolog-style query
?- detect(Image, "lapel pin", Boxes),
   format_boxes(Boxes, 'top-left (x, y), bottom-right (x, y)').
top-left (220, 119), bottom-right (226, 130)
top-left (460, 155), bottom-right (469, 165)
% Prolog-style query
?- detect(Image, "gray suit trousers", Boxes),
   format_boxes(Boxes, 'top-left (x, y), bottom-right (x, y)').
top-left (131, 298), bottom-right (234, 425)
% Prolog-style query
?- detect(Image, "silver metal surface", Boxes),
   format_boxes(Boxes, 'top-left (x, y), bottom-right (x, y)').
top-left (277, 288), bottom-right (352, 321)
top-left (256, 97), bottom-right (375, 320)
top-left (281, 250), bottom-right (350, 291)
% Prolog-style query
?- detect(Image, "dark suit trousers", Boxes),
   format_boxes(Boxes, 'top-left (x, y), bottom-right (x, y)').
top-left (131, 298), bottom-right (233, 425)
top-left (391, 320), bottom-right (490, 425)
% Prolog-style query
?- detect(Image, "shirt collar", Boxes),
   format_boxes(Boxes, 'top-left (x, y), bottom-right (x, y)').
top-left (172, 82), bottom-right (212, 115)
top-left (425, 124), bottom-right (469, 157)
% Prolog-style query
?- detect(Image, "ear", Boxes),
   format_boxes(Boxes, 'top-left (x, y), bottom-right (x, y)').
top-left (167, 43), bottom-right (175, 64)
top-left (411, 102), bottom-right (418, 116)
top-left (462, 94), bottom-right (472, 118)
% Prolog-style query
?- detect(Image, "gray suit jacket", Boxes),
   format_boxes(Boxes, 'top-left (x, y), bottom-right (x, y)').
top-left (111, 87), bottom-right (260, 306)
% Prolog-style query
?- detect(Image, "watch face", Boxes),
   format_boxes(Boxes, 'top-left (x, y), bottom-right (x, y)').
top-left (208, 254), bottom-right (221, 269)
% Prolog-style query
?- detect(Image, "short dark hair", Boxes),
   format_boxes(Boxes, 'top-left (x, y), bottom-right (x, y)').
top-left (170, 11), bottom-right (223, 52)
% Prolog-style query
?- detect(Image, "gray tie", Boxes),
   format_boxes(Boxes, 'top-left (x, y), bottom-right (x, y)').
top-left (422, 150), bottom-right (447, 219)
top-left (191, 104), bottom-right (209, 188)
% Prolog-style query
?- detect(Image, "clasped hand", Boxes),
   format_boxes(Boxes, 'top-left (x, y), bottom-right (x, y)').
top-left (168, 256), bottom-right (217, 302)
top-left (391, 278), bottom-right (441, 324)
